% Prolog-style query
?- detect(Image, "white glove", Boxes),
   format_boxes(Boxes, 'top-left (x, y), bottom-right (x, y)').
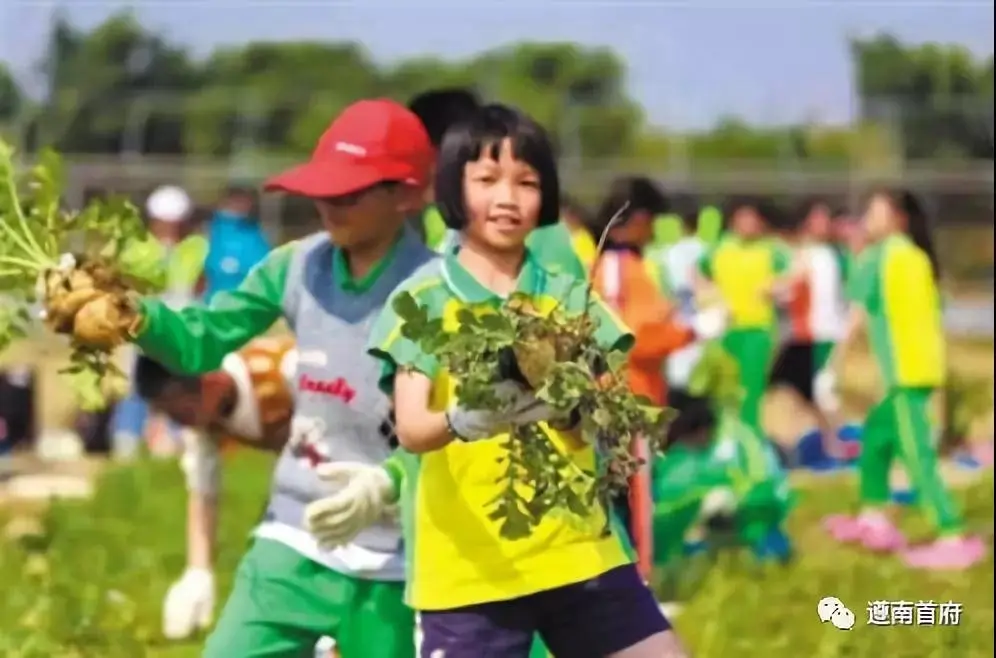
top-left (814, 369), bottom-right (841, 413)
top-left (690, 307), bottom-right (727, 341)
top-left (699, 487), bottom-right (738, 518)
top-left (162, 567), bottom-right (214, 640)
top-left (305, 462), bottom-right (396, 549)
top-left (446, 381), bottom-right (560, 442)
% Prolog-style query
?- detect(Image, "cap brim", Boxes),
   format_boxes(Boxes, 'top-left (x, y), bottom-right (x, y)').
top-left (264, 159), bottom-right (420, 198)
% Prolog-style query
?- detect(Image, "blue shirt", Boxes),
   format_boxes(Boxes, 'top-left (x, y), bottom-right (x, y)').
top-left (203, 211), bottom-right (272, 302)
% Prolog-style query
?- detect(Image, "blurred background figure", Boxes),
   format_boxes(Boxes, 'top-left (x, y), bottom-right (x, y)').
top-left (0, 367), bottom-right (37, 464)
top-left (111, 184), bottom-right (201, 459)
top-left (202, 185), bottom-right (271, 303)
top-left (768, 198), bottom-right (849, 454)
top-left (698, 197), bottom-right (793, 438)
top-left (657, 200), bottom-right (709, 413)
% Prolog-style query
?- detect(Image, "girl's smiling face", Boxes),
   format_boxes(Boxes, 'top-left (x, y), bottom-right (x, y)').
top-left (462, 138), bottom-right (542, 253)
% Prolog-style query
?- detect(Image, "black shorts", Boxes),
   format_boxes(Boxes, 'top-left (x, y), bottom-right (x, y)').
top-left (769, 341), bottom-right (832, 402)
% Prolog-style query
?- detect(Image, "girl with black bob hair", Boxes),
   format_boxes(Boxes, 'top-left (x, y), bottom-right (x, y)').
top-left (367, 102), bottom-right (687, 657)
top-left (434, 103), bottom-right (561, 232)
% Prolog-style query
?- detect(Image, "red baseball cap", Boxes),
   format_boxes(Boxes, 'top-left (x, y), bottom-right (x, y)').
top-left (264, 99), bottom-right (433, 198)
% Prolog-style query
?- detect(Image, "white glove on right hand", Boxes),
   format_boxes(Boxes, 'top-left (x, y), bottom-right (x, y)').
top-left (446, 381), bottom-right (560, 441)
top-left (305, 462), bottom-right (396, 549)
top-left (690, 307), bottom-right (728, 341)
top-left (699, 487), bottom-right (738, 518)
top-left (814, 369), bottom-right (841, 413)
top-left (162, 567), bottom-right (214, 640)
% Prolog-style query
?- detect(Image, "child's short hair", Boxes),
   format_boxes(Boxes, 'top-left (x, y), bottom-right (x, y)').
top-left (723, 195), bottom-right (776, 226)
top-left (406, 88), bottom-right (481, 148)
top-left (673, 195), bottom-right (701, 234)
top-left (434, 104), bottom-right (560, 231)
top-left (591, 176), bottom-right (670, 238)
top-left (665, 396), bottom-right (717, 447)
top-left (134, 355), bottom-right (200, 402)
top-left (796, 195), bottom-right (830, 221)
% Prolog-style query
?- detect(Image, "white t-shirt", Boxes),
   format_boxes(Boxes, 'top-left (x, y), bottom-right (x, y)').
top-left (659, 237), bottom-right (707, 388)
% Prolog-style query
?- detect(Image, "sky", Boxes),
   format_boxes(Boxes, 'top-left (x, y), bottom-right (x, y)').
top-left (1, 1), bottom-right (993, 129)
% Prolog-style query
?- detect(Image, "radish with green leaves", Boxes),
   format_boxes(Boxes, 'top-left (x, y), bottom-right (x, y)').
top-left (0, 139), bottom-right (167, 409)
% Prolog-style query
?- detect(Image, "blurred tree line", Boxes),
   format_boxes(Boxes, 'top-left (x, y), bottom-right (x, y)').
top-left (0, 12), bottom-right (991, 168)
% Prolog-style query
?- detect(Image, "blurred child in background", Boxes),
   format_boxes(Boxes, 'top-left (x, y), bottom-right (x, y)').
top-left (697, 196), bottom-right (793, 438)
top-left (591, 176), bottom-right (726, 580)
top-left (111, 185), bottom-right (202, 459)
top-left (821, 188), bottom-right (986, 570)
top-left (769, 198), bottom-right (849, 455)
top-left (202, 185), bottom-right (271, 303)
top-left (656, 200), bottom-right (709, 414)
top-left (653, 391), bottom-right (793, 565)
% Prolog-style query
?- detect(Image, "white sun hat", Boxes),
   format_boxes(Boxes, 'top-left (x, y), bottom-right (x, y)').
top-left (146, 185), bottom-right (193, 223)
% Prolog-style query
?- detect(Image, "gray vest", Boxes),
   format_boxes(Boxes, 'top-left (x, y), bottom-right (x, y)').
top-left (263, 228), bottom-right (435, 553)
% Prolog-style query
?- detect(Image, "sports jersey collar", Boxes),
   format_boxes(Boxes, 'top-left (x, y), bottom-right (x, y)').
top-left (333, 227), bottom-right (407, 293)
top-left (441, 247), bottom-right (544, 303)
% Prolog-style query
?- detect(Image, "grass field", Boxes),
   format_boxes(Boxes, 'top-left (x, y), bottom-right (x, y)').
top-left (1, 453), bottom-right (993, 658)
top-left (0, 335), bottom-right (992, 657)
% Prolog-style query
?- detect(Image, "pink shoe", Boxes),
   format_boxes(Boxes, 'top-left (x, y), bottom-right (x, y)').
top-left (857, 519), bottom-right (906, 552)
top-left (823, 514), bottom-right (863, 543)
top-left (902, 536), bottom-right (988, 571)
top-left (971, 441), bottom-right (994, 468)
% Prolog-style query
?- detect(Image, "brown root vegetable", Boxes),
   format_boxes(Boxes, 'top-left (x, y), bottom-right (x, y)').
top-left (512, 337), bottom-right (558, 389)
top-left (72, 294), bottom-right (141, 350)
top-left (45, 287), bottom-right (103, 331)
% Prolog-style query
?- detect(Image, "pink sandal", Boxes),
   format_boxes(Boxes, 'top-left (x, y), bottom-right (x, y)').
top-left (902, 536), bottom-right (988, 571)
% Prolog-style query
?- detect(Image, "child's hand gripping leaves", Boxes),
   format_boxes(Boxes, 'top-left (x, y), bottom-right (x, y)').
top-left (0, 140), bottom-right (166, 409)
top-left (392, 288), bottom-right (674, 540)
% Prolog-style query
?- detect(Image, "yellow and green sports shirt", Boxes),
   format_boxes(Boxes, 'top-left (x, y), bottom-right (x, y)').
top-left (847, 234), bottom-right (946, 389)
top-left (368, 249), bottom-right (635, 610)
top-left (698, 234), bottom-right (791, 329)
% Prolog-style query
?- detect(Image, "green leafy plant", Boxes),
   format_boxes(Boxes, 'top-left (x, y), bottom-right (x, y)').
top-left (392, 288), bottom-right (673, 540)
top-left (687, 341), bottom-right (743, 412)
top-left (0, 140), bottom-right (166, 409)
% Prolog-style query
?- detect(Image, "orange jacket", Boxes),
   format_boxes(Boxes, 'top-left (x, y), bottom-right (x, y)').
top-left (592, 249), bottom-right (695, 405)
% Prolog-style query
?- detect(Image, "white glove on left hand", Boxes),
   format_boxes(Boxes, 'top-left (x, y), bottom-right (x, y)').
top-left (305, 462), bottom-right (396, 549)
top-left (162, 567), bottom-right (214, 640)
top-left (690, 307), bottom-right (728, 341)
top-left (814, 369), bottom-right (841, 413)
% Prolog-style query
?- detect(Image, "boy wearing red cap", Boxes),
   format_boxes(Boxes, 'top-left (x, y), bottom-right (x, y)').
top-left (49, 99), bottom-right (436, 657)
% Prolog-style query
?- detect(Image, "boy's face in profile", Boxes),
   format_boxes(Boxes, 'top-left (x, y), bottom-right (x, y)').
top-left (152, 382), bottom-right (211, 428)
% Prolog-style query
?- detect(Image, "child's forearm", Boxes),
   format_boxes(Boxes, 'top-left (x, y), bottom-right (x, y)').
top-left (186, 493), bottom-right (217, 570)
top-left (395, 409), bottom-right (452, 453)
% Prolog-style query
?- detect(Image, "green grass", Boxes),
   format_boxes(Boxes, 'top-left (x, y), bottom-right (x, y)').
top-left (1, 453), bottom-right (993, 657)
